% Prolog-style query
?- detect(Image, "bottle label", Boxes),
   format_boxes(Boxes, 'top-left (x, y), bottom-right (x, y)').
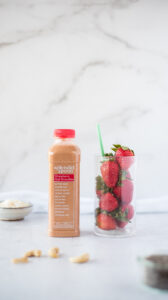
top-left (49, 163), bottom-right (78, 231)
top-left (54, 174), bottom-right (74, 182)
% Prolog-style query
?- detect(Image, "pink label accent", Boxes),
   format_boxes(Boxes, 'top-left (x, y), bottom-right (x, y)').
top-left (54, 174), bottom-right (74, 182)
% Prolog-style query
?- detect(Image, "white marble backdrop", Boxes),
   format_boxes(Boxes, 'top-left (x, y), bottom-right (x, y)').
top-left (0, 0), bottom-right (168, 200)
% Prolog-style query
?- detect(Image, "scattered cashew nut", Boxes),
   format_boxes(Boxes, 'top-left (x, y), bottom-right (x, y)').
top-left (12, 257), bottom-right (28, 264)
top-left (24, 250), bottom-right (42, 257)
top-left (69, 253), bottom-right (90, 263)
top-left (11, 248), bottom-right (90, 265)
top-left (48, 247), bottom-right (59, 258)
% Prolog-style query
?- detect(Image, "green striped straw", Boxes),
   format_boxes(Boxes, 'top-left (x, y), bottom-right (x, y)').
top-left (97, 123), bottom-right (104, 156)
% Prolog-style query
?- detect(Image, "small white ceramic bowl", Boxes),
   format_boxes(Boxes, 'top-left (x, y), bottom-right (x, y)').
top-left (0, 202), bottom-right (33, 221)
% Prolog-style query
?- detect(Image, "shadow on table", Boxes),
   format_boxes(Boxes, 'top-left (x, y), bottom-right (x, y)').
top-left (80, 230), bottom-right (95, 237)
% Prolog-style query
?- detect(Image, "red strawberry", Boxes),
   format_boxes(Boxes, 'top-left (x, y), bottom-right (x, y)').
top-left (113, 170), bottom-right (131, 199)
top-left (121, 179), bottom-right (133, 204)
top-left (100, 160), bottom-right (119, 188)
top-left (120, 169), bottom-right (131, 180)
top-left (121, 204), bottom-right (134, 220)
top-left (112, 145), bottom-right (134, 169)
top-left (97, 213), bottom-right (116, 230)
top-left (126, 171), bottom-right (131, 180)
top-left (113, 179), bottom-right (133, 204)
top-left (128, 205), bottom-right (134, 219)
top-left (113, 185), bottom-right (121, 199)
top-left (96, 190), bottom-right (103, 199)
top-left (99, 192), bottom-right (118, 212)
top-left (117, 221), bottom-right (128, 228)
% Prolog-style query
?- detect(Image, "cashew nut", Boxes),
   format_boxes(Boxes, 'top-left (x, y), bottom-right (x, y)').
top-left (48, 247), bottom-right (59, 258)
top-left (11, 257), bottom-right (28, 264)
top-left (69, 253), bottom-right (90, 263)
top-left (24, 250), bottom-right (42, 257)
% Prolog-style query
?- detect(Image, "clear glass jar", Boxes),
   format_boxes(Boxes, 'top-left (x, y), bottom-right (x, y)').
top-left (94, 155), bottom-right (136, 237)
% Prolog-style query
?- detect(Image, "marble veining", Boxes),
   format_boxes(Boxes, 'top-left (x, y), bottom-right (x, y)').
top-left (0, 0), bottom-right (168, 200)
top-left (46, 60), bottom-right (112, 109)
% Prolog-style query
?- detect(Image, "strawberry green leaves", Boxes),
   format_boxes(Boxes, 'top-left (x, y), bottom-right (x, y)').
top-left (96, 176), bottom-right (113, 194)
top-left (96, 207), bottom-right (130, 223)
top-left (111, 144), bottom-right (134, 153)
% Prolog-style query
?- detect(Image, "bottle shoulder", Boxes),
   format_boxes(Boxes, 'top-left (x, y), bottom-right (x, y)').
top-left (49, 143), bottom-right (81, 155)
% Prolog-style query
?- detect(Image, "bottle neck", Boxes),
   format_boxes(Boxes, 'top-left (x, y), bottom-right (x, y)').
top-left (54, 137), bottom-right (75, 144)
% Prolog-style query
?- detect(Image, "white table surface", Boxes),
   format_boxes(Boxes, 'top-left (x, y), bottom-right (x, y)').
top-left (1, 212), bottom-right (168, 300)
